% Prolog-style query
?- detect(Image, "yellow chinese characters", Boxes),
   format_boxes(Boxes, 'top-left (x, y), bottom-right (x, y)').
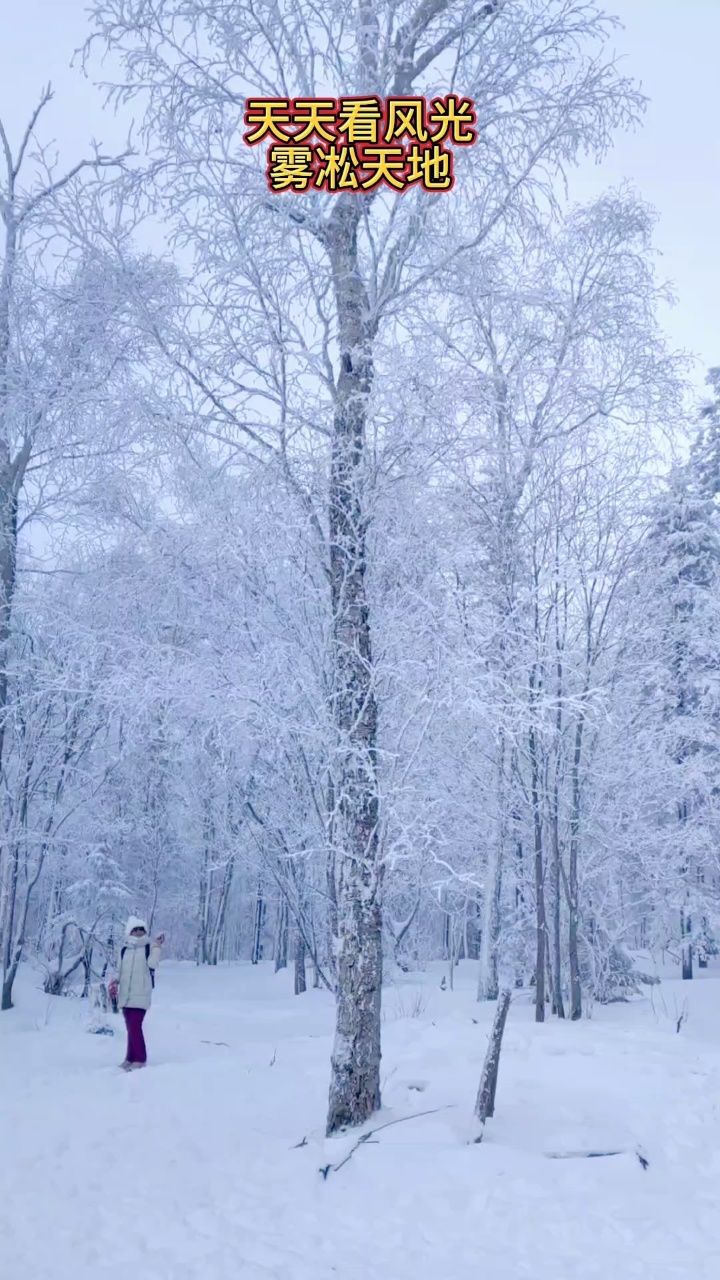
top-left (336, 98), bottom-right (384, 144)
top-left (427, 94), bottom-right (477, 145)
top-left (314, 144), bottom-right (362, 192)
top-left (244, 94), bottom-right (477, 193)
top-left (244, 98), bottom-right (294, 145)
top-left (266, 146), bottom-right (314, 192)
top-left (385, 98), bottom-right (429, 144)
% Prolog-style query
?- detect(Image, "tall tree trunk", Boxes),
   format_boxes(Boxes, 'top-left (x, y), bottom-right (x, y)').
top-left (0, 208), bottom-right (20, 787)
top-left (551, 552), bottom-right (566, 1018)
top-left (0, 483), bottom-right (19, 980)
top-left (275, 897), bottom-right (289, 972)
top-left (2, 752), bottom-right (32, 1009)
top-left (441, 891), bottom-right (451, 960)
top-left (1, 840), bottom-right (20, 1007)
top-left (681, 903), bottom-right (693, 980)
top-left (294, 928), bottom-right (307, 995)
top-left (529, 707), bottom-right (546, 1023)
top-left (678, 798), bottom-right (693, 980)
top-left (325, 771), bottom-right (339, 983)
top-left (81, 945), bottom-right (93, 998)
top-left (545, 924), bottom-right (554, 1013)
top-left (2, 837), bottom-right (46, 1010)
top-left (478, 861), bottom-right (502, 1000)
top-left (552, 833), bottom-right (564, 1018)
top-left (325, 200), bottom-right (382, 1136)
top-left (209, 854), bottom-right (235, 965)
top-left (568, 712), bottom-right (586, 1019)
top-left (251, 879), bottom-right (265, 965)
top-left (196, 836), bottom-right (210, 965)
top-left (466, 897), bottom-right (482, 962)
top-left (1, 971), bottom-right (14, 1011)
top-left (512, 803), bottom-right (525, 988)
top-left (698, 914), bottom-right (708, 968)
top-left (478, 738), bottom-right (506, 1001)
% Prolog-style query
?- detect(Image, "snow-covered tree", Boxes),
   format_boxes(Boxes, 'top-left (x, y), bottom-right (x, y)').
top-left (87, 0), bottom-right (647, 1130)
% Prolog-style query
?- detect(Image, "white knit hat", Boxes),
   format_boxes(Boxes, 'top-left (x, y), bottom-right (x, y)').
top-left (125, 915), bottom-right (148, 938)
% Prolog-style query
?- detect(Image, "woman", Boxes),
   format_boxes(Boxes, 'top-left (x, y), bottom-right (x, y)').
top-left (116, 916), bottom-right (164, 1070)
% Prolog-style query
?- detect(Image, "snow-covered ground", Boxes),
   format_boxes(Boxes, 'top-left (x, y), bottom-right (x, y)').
top-left (3, 958), bottom-right (720, 1280)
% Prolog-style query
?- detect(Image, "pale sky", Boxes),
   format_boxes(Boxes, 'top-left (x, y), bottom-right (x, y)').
top-left (1, 0), bottom-right (718, 393)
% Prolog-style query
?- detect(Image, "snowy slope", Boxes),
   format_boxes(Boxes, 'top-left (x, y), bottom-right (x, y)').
top-left (3, 960), bottom-right (720, 1279)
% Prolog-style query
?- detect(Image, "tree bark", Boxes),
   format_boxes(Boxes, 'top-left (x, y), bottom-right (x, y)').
top-left (441, 891), bottom-right (451, 961)
top-left (209, 853), bottom-right (235, 965)
top-left (294, 928), bottom-right (307, 995)
top-left (196, 834), bottom-right (210, 965)
top-left (478, 738), bottom-right (505, 1001)
top-left (531, 769), bottom-right (546, 1022)
top-left (551, 558), bottom-right (566, 1019)
top-left (512, 802), bottom-right (526, 988)
top-left (681, 906), bottom-right (693, 980)
top-left (2, 750), bottom-right (34, 1010)
top-left (529, 675), bottom-right (546, 1023)
top-left (325, 200), bottom-right (383, 1135)
top-left (0, 203), bottom-right (20, 786)
top-left (551, 815), bottom-right (565, 1018)
top-left (275, 897), bottom-right (289, 972)
top-left (81, 945), bottom-right (93, 998)
top-left (251, 879), bottom-right (265, 965)
top-left (568, 713), bottom-right (586, 1019)
top-left (478, 866), bottom-right (501, 1000)
top-left (475, 990), bottom-right (512, 1128)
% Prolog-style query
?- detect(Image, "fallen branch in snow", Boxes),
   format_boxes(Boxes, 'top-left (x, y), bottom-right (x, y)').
top-left (318, 1106), bottom-right (454, 1179)
top-left (201, 1040), bottom-right (230, 1047)
top-left (546, 1148), bottom-right (650, 1170)
top-left (474, 989), bottom-right (512, 1141)
top-left (546, 1149), bottom-right (624, 1160)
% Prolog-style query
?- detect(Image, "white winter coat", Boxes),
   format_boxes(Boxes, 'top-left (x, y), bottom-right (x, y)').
top-left (118, 926), bottom-right (161, 1011)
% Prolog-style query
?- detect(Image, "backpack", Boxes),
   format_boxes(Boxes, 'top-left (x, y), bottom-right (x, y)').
top-left (121, 942), bottom-right (155, 988)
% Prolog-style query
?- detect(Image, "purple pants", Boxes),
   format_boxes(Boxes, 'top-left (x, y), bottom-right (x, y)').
top-left (123, 1007), bottom-right (147, 1064)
